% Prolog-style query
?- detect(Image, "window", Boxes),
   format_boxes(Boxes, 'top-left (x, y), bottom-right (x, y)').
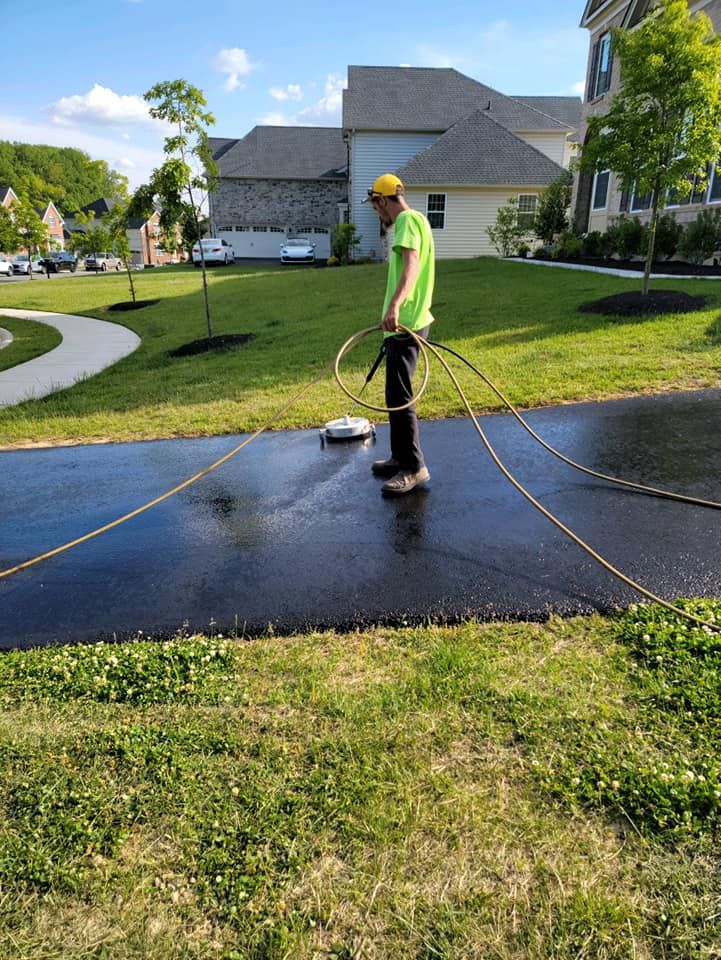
top-left (666, 168), bottom-right (710, 207)
top-left (588, 32), bottom-right (613, 99)
top-left (426, 193), bottom-right (446, 229)
top-left (625, 0), bottom-right (653, 28)
top-left (252, 226), bottom-right (268, 233)
top-left (297, 226), bottom-right (313, 234)
top-left (592, 170), bottom-right (610, 210)
top-left (48, 215), bottom-right (55, 227)
top-left (708, 162), bottom-right (721, 204)
top-left (217, 224), bottom-right (234, 231)
top-left (517, 195), bottom-right (538, 231)
top-left (630, 184), bottom-right (652, 211)
top-left (269, 226), bottom-right (285, 233)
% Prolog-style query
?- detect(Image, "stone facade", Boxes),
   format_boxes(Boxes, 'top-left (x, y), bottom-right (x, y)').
top-left (210, 178), bottom-right (348, 233)
top-left (574, 0), bottom-right (721, 234)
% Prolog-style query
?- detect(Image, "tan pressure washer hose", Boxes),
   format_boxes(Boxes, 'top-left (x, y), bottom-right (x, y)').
top-left (2, 323), bottom-right (720, 635)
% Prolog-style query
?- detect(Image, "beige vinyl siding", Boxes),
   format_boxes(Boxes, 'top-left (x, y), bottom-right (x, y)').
top-left (350, 131), bottom-right (439, 258)
top-left (515, 132), bottom-right (568, 167)
top-left (404, 187), bottom-right (546, 258)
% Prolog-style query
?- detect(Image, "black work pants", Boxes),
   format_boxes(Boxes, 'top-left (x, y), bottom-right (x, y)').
top-left (385, 325), bottom-right (429, 473)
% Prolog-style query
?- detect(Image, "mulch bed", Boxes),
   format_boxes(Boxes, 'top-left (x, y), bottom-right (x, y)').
top-left (168, 333), bottom-right (256, 358)
top-left (534, 255), bottom-right (721, 277)
top-left (579, 290), bottom-right (709, 317)
top-left (108, 300), bottom-right (160, 312)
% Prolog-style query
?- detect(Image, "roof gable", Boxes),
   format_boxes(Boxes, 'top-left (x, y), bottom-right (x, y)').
top-left (512, 96), bottom-right (582, 131)
top-left (0, 185), bottom-right (18, 207)
top-left (395, 110), bottom-right (565, 187)
top-left (76, 197), bottom-right (116, 219)
top-left (343, 66), bottom-right (568, 133)
top-left (215, 126), bottom-right (347, 180)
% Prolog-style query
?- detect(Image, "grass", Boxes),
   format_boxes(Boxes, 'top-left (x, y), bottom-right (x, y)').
top-left (0, 604), bottom-right (719, 958)
top-left (0, 314), bottom-right (62, 374)
top-left (0, 259), bottom-right (720, 446)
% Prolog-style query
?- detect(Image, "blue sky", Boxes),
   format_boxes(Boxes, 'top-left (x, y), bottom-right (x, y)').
top-left (0, 0), bottom-right (589, 189)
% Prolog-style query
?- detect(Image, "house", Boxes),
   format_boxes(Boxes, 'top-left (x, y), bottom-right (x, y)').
top-left (65, 198), bottom-right (184, 266)
top-left (34, 201), bottom-right (64, 250)
top-left (573, 0), bottom-right (721, 233)
top-left (208, 126), bottom-right (348, 259)
top-left (343, 66), bottom-right (581, 259)
top-left (0, 186), bottom-right (18, 210)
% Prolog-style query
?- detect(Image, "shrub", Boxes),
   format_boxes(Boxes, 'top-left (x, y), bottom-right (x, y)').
top-left (605, 215), bottom-right (645, 259)
top-left (487, 198), bottom-right (527, 257)
top-left (326, 256), bottom-right (339, 267)
top-left (552, 231), bottom-right (583, 260)
top-left (331, 223), bottom-right (361, 264)
top-left (677, 209), bottom-right (721, 264)
top-left (533, 170), bottom-right (573, 243)
top-left (641, 213), bottom-right (683, 260)
top-left (581, 231), bottom-right (605, 258)
top-left (516, 242), bottom-right (531, 258)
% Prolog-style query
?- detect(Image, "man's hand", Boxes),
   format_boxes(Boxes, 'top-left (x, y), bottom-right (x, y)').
top-left (382, 303), bottom-right (399, 331)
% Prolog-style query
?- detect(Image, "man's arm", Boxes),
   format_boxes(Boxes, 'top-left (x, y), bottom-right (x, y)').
top-left (382, 246), bottom-right (419, 332)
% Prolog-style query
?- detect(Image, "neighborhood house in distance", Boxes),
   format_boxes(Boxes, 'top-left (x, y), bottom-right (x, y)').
top-left (0, 187), bottom-right (183, 267)
top-left (574, 0), bottom-right (721, 234)
top-left (209, 65), bottom-right (581, 260)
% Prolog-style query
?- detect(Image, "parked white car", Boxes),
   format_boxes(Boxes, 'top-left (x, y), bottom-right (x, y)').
top-left (11, 254), bottom-right (45, 275)
top-left (0, 256), bottom-right (14, 276)
top-left (280, 237), bottom-right (316, 264)
top-left (192, 238), bottom-right (234, 266)
top-left (85, 252), bottom-right (122, 272)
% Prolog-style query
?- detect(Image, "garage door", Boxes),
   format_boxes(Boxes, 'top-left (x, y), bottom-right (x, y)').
top-left (217, 228), bottom-right (286, 259)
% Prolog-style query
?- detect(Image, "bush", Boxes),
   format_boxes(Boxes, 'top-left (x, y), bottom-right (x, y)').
top-left (642, 213), bottom-right (683, 260)
top-left (533, 170), bottom-right (573, 243)
top-left (677, 209), bottom-right (721, 264)
top-left (331, 223), bottom-right (361, 264)
top-left (516, 242), bottom-right (531, 258)
top-left (326, 256), bottom-right (339, 267)
top-left (552, 231), bottom-right (583, 260)
top-left (487, 199), bottom-right (527, 257)
top-left (605, 215), bottom-right (645, 259)
top-left (581, 231), bottom-right (605, 258)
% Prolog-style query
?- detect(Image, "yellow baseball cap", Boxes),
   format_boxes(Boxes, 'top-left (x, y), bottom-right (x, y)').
top-left (362, 173), bottom-right (405, 202)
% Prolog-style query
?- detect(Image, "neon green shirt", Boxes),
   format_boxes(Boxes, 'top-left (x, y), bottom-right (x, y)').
top-left (382, 208), bottom-right (435, 338)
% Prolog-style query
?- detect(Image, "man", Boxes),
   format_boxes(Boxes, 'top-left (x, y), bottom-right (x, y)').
top-left (363, 173), bottom-right (435, 495)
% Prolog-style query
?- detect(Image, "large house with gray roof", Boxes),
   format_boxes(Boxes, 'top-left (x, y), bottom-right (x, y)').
top-left (344, 66), bottom-right (580, 259)
top-left (208, 66), bottom-right (580, 261)
top-left (209, 126), bottom-right (347, 259)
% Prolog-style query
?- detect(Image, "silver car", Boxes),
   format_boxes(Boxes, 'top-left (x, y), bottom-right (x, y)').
top-left (11, 254), bottom-right (45, 275)
top-left (85, 252), bottom-right (122, 272)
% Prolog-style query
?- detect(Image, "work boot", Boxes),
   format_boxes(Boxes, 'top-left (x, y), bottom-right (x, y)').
top-left (371, 457), bottom-right (400, 478)
top-left (381, 466), bottom-right (430, 495)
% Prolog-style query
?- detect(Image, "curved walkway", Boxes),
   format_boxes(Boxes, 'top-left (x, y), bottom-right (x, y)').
top-left (0, 308), bottom-right (140, 407)
top-left (0, 327), bottom-right (12, 350)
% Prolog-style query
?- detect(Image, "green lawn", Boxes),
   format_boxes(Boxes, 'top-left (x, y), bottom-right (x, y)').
top-left (0, 259), bottom-right (720, 446)
top-left (0, 314), bottom-right (62, 374)
top-left (0, 602), bottom-right (719, 958)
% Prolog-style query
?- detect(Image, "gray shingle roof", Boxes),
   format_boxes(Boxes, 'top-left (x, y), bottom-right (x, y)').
top-left (215, 126), bottom-right (347, 180)
top-left (512, 96), bottom-right (582, 131)
top-left (395, 110), bottom-right (565, 187)
top-left (343, 66), bottom-right (568, 133)
top-left (77, 197), bottom-right (116, 218)
top-left (209, 137), bottom-right (239, 162)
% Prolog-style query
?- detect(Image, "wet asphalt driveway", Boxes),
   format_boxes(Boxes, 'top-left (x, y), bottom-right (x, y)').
top-left (2, 388), bottom-right (721, 649)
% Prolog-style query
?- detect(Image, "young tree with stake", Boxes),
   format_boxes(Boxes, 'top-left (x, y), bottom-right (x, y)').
top-left (579, 0), bottom-right (721, 295)
top-left (143, 80), bottom-right (218, 339)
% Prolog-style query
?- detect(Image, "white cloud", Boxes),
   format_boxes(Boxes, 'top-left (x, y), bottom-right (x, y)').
top-left (298, 74), bottom-right (346, 122)
top-left (117, 157), bottom-right (136, 169)
top-left (213, 48), bottom-right (257, 92)
top-left (269, 84), bottom-right (303, 102)
top-left (572, 80), bottom-right (585, 96)
top-left (414, 44), bottom-right (463, 69)
top-left (48, 84), bottom-right (156, 128)
top-left (260, 111), bottom-right (297, 126)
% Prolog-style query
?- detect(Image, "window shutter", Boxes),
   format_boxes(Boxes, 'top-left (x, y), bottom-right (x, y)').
top-left (588, 40), bottom-right (600, 100)
top-left (619, 188), bottom-right (630, 212)
top-left (604, 46), bottom-right (614, 94)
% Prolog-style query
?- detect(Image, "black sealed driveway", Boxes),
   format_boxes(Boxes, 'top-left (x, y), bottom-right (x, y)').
top-left (2, 388), bottom-right (720, 649)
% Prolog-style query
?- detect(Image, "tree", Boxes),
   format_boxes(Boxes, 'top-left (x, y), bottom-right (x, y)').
top-left (486, 198), bottom-right (527, 257)
top-left (67, 210), bottom-right (112, 272)
top-left (0, 205), bottom-right (18, 253)
top-left (143, 79), bottom-right (218, 340)
top-left (12, 198), bottom-right (50, 281)
top-left (331, 223), bottom-right (361, 264)
top-left (104, 197), bottom-right (140, 304)
top-left (578, 0), bottom-right (721, 295)
top-left (534, 170), bottom-right (573, 244)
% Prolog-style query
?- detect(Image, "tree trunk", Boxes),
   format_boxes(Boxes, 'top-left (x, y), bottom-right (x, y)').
top-left (187, 190), bottom-right (212, 340)
top-left (125, 260), bottom-right (137, 303)
top-left (642, 187), bottom-right (660, 297)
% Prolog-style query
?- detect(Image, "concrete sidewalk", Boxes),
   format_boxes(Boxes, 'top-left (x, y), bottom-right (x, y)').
top-left (0, 308), bottom-right (140, 407)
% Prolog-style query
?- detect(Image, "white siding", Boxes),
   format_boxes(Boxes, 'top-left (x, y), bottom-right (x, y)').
top-left (405, 187), bottom-right (547, 258)
top-left (515, 132), bottom-right (567, 167)
top-left (349, 131), bottom-right (439, 258)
